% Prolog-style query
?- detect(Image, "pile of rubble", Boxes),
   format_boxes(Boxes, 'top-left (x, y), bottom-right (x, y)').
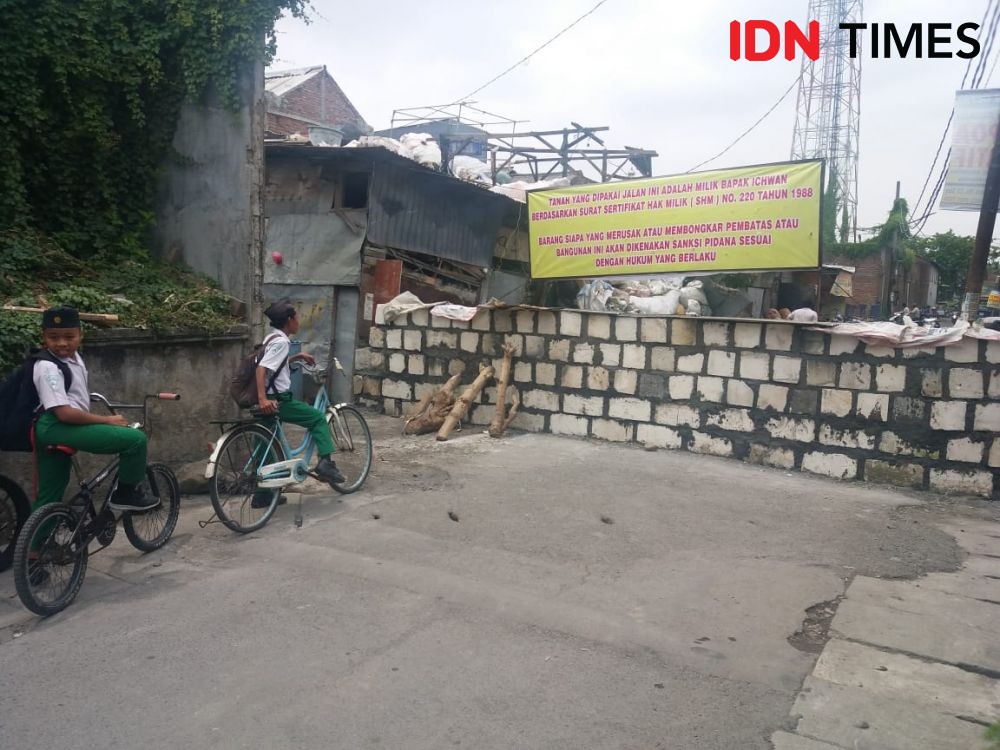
top-left (577, 277), bottom-right (752, 317)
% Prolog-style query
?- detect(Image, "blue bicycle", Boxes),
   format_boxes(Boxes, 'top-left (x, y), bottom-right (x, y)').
top-left (206, 362), bottom-right (373, 533)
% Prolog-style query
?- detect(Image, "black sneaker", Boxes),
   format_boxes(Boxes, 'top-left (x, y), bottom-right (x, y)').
top-left (109, 483), bottom-right (161, 513)
top-left (314, 457), bottom-right (345, 486)
top-left (251, 491), bottom-right (287, 509)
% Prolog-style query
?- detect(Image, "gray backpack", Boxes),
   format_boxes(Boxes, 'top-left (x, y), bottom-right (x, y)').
top-left (228, 334), bottom-right (287, 408)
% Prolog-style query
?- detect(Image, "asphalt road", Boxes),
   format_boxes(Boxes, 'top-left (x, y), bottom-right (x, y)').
top-left (0, 415), bottom-right (973, 749)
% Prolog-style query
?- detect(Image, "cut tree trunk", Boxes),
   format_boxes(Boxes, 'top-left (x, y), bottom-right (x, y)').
top-left (403, 370), bottom-right (464, 435)
top-left (436, 365), bottom-right (495, 441)
top-left (489, 343), bottom-right (518, 438)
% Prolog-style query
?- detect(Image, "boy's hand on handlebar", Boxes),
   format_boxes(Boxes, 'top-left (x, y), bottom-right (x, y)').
top-left (294, 353), bottom-right (316, 366)
top-left (260, 399), bottom-right (279, 414)
top-left (105, 414), bottom-right (129, 427)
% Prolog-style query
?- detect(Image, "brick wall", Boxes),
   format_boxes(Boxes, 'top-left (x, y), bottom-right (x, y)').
top-left (356, 309), bottom-right (1000, 499)
top-left (267, 71), bottom-right (369, 135)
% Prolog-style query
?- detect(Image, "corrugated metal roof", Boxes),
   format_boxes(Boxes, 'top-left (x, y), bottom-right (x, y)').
top-left (265, 66), bottom-right (325, 97)
top-left (265, 144), bottom-right (520, 268)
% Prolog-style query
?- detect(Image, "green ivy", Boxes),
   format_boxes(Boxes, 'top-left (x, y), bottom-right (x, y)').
top-left (0, 0), bottom-right (308, 255)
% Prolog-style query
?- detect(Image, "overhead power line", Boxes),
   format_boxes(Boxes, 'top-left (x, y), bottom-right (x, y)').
top-left (454, 0), bottom-right (612, 104)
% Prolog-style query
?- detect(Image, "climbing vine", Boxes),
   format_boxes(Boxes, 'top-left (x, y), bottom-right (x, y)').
top-left (0, 0), bottom-right (307, 255)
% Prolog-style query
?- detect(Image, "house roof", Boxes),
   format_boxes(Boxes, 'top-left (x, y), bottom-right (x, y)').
top-left (265, 66), bottom-right (326, 97)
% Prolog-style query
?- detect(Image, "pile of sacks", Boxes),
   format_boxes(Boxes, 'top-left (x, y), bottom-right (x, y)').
top-left (577, 278), bottom-right (713, 316)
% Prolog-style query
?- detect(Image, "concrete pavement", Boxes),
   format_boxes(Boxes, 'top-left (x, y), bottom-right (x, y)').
top-left (0, 414), bottom-right (994, 749)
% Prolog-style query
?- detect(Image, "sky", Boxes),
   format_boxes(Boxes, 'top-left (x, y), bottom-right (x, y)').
top-left (274, 0), bottom-right (993, 239)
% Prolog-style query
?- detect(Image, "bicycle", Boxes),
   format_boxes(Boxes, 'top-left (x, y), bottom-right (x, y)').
top-left (12, 392), bottom-right (182, 617)
top-left (206, 360), bottom-right (372, 534)
top-left (0, 473), bottom-right (30, 572)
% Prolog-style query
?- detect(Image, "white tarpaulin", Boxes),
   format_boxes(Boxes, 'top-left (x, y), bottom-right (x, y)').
top-left (816, 318), bottom-right (1000, 348)
top-left (941, 88), bottom-right (1000, 211)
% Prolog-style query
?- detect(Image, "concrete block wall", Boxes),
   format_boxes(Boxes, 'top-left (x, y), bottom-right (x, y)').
top-left (357, 309), bottom-right (1000, 499)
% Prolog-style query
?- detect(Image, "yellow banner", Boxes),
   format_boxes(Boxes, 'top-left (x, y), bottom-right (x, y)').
top-left (528, 160), bottom-right (822, 279)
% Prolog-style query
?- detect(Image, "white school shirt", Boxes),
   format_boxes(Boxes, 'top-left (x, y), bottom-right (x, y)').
top-left (33, 351), bottom-right (91, 412)
top-left (257, 330), bottom-right (291, 395)
top-left (788, 308), bottom-right (819, 323)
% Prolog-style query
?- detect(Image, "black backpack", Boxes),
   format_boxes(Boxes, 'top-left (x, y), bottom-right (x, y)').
top-left (228, 333), bottom-right (288, 409)
top-left (0, 351), bottom-right (73, 452)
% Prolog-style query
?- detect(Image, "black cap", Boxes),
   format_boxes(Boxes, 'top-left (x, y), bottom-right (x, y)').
top-left (264, 298), bottom-right (295, 327)
top-left (42, 306), bottom-right (81, 330)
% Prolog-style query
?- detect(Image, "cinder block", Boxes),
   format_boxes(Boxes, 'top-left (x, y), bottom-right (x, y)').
top-left (587, 366), bottom-right (610, 390)
top-left (537, 311), bottom-right (557, 335)
top-left (636, 424), bottom-right (682, 449)
top-left (369, 327), bottom-right (386, 348)
top-left (425, 331), bottom-right (457, 349)
top-left (989, 371), bottom-right (1000, 399)
top-left (615, 316), bottom-right (637, 342)
top-left (512, 411), bottom-right (546, 432)
top-left (493, 310), bottom-right (514, 333)
top-left (838, 362), bottom-right (871, 390)
top-left (944, 338), bottom-right (980, 363)
top-left (668, 375), bottom-right (695, 400)
top-left (588, 314), bottom-right (612, 340)
top-left (801, 451), bottom-right (857, 480)
top-left (805, 360), bottom-right (836, 386)
top-left (550, 414), bottom-right (589, 437)
top-left (989, 440), bottom-right (1000, 467)
top-left (471, 311), bottom-right (491, 331)
top-left (560, 311), bottom-right (582, 337)
top-left (608, 397), bottom-right (652, 422)
top-left (513, 362), bottom-right (532, 382)
top-left (740, 352), bottom-right (770, 380)
top-left (655, 404), bottom-right (701, 427)
top-left (930, 469), bottom-right (993, 497)
top-left (411, 308), bottom-right (430, 326)
top-left (703, 323), bottom-right (730, 346)
top-left (707, 350), bottom-right (736, 377)
top-left (748, 444), bottom-right (796, 469)
top-left (788, 389), bottom-right (818, 415)
top-left (974, 403), bottom-right (1000, 431)
top-left (876, 364), bottom-right (906, 392)
top-left (757, 384), bottom-right (788, 412)
top-left (856, 392), bottom-right (889, 422)
top-left (549, 339), bottom-right (571, 362)
top-left (930, 400), bottom-right (967, 431)
top-left (516, 310), bottom-right (535, 333)
top-left (564, 394), bottom-right (605, 417)
top-left (622, 344), bottom-right (647, 369)
top-left (865, 460), bottom-right (924, 488)
top-left (766, 417), bottom-right (816, 442)
top-left (892, 397), bottom-right (927, 422)
top-left (772, 356), bottom-right (802, 384)
top-left (503, 334), bottom-right (524, 356)
top-left (524, 335), bottom-right (545, 359)
top-left (801, 331), bottom-right (826, 355)
top-left (430, 313), bottom-right (451, 329)
top-left (409, 354), bottom-right (426, 376)
top-left (592, 419), bottom-right (633, 442)
top-left (865, 344), bottom-right (895, 359)
top-left (829, 336), bottom-right (859, 356)
top-left (921, 369), bottom-right (943, 397)
top-left (671, 318), bottom-right (696, 346)
top-left (599, 343), bottom-right (621, 367)
top-left (459, 332), bottom-right (479, 353)
top-left (386, 329), bottom-right (403, 349)
top-left (733, 323), bottom-right (762, 348)
top-left (689, 432), bottom-right (734, 457)
top-left (573, 342), bottom-right (595, 364)
top-left (987, 341), bottom-right (1000, 364)
top-left (707, 408), bottom-right (754, 432)
top-left (727, 380), bottom-right (755, 407)
top-left (949, 368), bottom-right (984, 398)
top-left (765, 324), bottom-right (793, 351)
top-left (523, 390), bottom-right (559, 412)
top-left (902, 346), bottom-right (938, 359)
top-left (613, 369), bottom-right (638, 394)
top-left (818, 424), bottom-right (875, 450)
top-left (879, 432), bottom-right (940, 460)
top-left (697, 376), bottom-right (725, 403)
top-left (389, 353), bottom-right (406, 373)
top-left (947, 437), bottom-right (985, 463)
top-left (536, 362), bottom-right (557, 386)
top-left (381, 379), bottom-right (412, 400)
top-left (677, 353), bottom-right (705, 373)
top-left (403, 330), bottom-right (422, 351)
top-left (638, 373), bottom-right (668, 399)
top-left (641, 318), bottom-right (668, 343)
top-left (821, 389), bottom-right (853, 417)
top-left (561, 365), bottom-right (584, 389)
top-left (651, 346), bottom-right (676, 372)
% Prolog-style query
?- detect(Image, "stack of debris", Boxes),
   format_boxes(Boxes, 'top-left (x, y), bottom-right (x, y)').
top-left (576, 277), bottom-right (751, 317)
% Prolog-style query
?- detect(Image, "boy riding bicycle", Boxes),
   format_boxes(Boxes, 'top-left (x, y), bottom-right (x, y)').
top-left (32, 306), bottom-right (158, 513)
top-left (253, 300), bottom-right (343, 507)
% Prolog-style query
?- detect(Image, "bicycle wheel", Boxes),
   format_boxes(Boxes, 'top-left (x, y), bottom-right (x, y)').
top-left (0, 474), bottom-right (30, 573)
top-left (13, 504), bottom-right (88, 617)
top-left (209, 423), bottom-right (285, 533)
top-left (327, 405), bottom-right (373, 495)
top-left (122, 464), bottom-right (180, 552)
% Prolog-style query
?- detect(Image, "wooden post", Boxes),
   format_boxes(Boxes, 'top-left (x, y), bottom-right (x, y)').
top-left (436, 365), bottom-right (495, 441)
top-left (964, 114), bottom-right (1000, 320)
top-left (403, 370), bottom-right (464, 435)
top-left (489, 344), bottom-right (517, 438)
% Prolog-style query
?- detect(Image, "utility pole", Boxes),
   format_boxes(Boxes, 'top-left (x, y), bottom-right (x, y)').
top-left (884, 181), bottom-right (900, 317)
top-left (964, 114), bottom-right (1000, 320)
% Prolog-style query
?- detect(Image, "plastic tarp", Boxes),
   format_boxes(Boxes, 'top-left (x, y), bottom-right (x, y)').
top-left (815, 318), bottom-right (1000, 348)
top-left (264, 212), bottom-right (364, 286)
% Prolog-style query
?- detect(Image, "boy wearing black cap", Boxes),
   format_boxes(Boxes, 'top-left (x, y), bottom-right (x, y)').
top-left (256, 300), bottom-right (344, 497)
top-left (32, 306), bottom-right (159, 513)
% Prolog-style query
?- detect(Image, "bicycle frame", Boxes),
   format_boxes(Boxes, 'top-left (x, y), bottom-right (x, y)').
top-left (254, 386), bottom-right (331, 488)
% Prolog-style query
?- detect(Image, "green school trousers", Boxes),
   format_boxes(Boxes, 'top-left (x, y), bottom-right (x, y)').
top-left (33, 411), bottom-right (148, 510)
top-left (274, 392), bottom-right (335, 456)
